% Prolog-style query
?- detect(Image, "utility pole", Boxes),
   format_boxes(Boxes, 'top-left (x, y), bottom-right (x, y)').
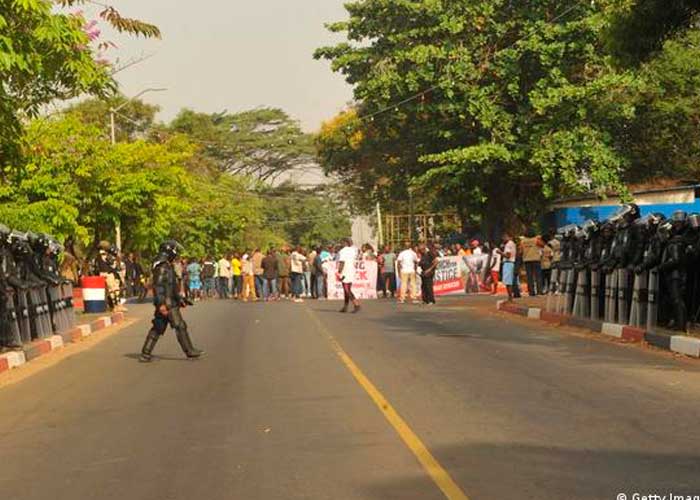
top-left (376, 202), bottom-right (384, 247)
top-left (109, 87), bottom-right (166, 252)
top-left (408, 187), bottom-right (415, 244)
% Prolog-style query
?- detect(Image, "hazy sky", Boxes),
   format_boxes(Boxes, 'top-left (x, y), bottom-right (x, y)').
top-left (96, 1), bottom-right (354, 132)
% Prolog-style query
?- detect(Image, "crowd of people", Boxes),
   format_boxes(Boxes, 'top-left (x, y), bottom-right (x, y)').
top-left (57, 231), bottom-right (559, 313)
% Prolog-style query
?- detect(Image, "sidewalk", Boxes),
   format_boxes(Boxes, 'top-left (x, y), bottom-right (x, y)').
top-left (0, 310), bottom-right (127, 374)
top-left (496, 297), bottom-right (700, 359)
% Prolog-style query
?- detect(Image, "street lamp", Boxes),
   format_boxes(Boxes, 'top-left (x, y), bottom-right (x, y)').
top-left (109, 87), bottom-right (166, 251)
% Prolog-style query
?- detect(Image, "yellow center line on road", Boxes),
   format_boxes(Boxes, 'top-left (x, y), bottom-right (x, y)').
top-left (305, 307), bottom-right (470, 500)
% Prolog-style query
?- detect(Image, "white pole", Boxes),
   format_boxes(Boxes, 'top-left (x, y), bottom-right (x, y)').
top-left (376, 202), bottom-right (384, 247)
top-left (110, 110), bottom-right (122, 252)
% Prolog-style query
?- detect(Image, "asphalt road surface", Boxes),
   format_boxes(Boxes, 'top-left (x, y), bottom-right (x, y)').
top-left (1, 296), bottom-right (699, 500)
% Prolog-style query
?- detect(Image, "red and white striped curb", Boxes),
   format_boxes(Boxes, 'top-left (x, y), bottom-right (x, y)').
top-left (496, 301), bottom-right (699, 358)
top-left (0, 313), bottom-right (126, 374)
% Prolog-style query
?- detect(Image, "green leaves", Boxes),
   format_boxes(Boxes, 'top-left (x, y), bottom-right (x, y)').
top-left (315, 0), bottom-right (661, 230)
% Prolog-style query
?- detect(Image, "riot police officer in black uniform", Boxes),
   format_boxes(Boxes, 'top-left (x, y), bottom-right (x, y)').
top-left (140, 240), bottom-right (204, 362)
top-left (659, 211), bottom-right (689, 331)
top-left (0, 224), bottom-right (22, 349)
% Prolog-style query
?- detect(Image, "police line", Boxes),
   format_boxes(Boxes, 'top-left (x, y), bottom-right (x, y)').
top-left (322, 255), bottom-right (490, 300)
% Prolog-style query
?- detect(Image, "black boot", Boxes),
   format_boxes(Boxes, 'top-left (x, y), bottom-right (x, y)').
top-left (176, 328), bottom-right (204, 359)
top-left (140, 331), bottom-right (159, 362)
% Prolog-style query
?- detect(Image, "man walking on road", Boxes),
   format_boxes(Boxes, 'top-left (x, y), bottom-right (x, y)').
top-left (337, 238), bottom-right (360, 313)
top-left (419, 243), bottom-right (438, 305)
top-left (397, 241), bottom-right (420, 304)
top-left (140, 240), bottom-right (204, 362)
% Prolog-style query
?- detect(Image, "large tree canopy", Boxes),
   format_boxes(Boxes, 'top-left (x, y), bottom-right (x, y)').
top-left (169, 108), bottom-right (314, 182)
top-left (315, 0), bottom-right (637, 231)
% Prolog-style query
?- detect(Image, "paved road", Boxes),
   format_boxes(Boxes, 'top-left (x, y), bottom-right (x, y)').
top-left (1, 297), bottom-right (699, 500)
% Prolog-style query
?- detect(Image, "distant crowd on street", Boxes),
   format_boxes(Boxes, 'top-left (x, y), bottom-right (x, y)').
top-left (56, 232), bottom-right (559, 309)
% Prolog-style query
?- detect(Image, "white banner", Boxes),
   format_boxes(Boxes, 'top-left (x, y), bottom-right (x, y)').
top-left (323, 259), bottom-right (379, 300)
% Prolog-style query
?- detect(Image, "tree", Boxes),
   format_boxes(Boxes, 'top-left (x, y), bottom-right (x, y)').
top-left (259, 184), bottom-right (352, 247)
top-left (0, 0), bottom-right (159, 165)
top-left (606, 0), bottom-right (700, 64)
top-left (169, 108), bottom-right (315, 182)
top-left (316, 1), bottom-right (637, 232)
top-left (66, 97), bottom-right (160, 142)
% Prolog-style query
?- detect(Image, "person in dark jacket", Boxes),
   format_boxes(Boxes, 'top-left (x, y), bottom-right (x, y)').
top-left (140, 240), bottom-right (204, 362)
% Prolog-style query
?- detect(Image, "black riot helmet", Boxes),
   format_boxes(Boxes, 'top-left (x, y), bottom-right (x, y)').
top-left (9, 230), bottom-right (30, 255)
top-left (558, 224), bottom-right (578, 238)
top-left (635, 213), bottom-right (666, 233)
top-left (48, 237), bottom-right (64, 256)
top-left (0, 224), bottom-right (10, 245)
top-left (159, 240), bottom-right (183, 261)
top-left (581, 220), bottom-right (599, 240)
top-left (107, 245), bottom-right (119, 257)
top-left (610, 203), bottom-right (640, 227)
top-left (687, 213), bottom-right (700, 230)
top-left (671, 210), bottom-right (688, 234)
top-left (658, 221), bottom-right (673, 242)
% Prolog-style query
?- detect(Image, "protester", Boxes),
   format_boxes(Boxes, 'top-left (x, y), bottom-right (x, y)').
top-left (241, 253), bottom-right (256, 302)
top-left (313, 247), bottom-right (327, 299)
top-left (302, 250), bottom-right (312, 298)
top-left (202, 256), bottom-right (217, 298)
top-left (520, 230), bottom-right (545, 296)
top-left (497, 233), bottom-right (517, 302)
top-left (308, 247), bottom-right (319, 298)
top-left (397, 241), bottom-right (420, 304)
top-left (277, 247), bottom-right (291, 299)
top-left (337, 238), bottom-right (360, 313)
top-left (419, 243), bottom-right (438, 305)
top-left (489, 243), bottom-right (502, 295)
top-left (380, 245), bottom-right (396, 299)
top-left (290, 245), bottom-right (306, 303)
top-left (252, 248), bottom-right (264, 299)
top-left (541, 241), bottom-right (554, 294)
top-left (217, 254), bottom-right (232, 299)
top-left (262, 249), bottom-right (278, 301)
top-left (231, 252), bottom-right (242, 299)
top-left (470, 240), bottom-right (483, 255)
top-left (187, 258), bottom-right (202, 301)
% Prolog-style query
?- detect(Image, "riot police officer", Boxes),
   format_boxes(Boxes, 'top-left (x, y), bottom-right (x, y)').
top-left (140, 240), bottom-right (204, 362)
top-left (659, 211), bottom-right (689, 331)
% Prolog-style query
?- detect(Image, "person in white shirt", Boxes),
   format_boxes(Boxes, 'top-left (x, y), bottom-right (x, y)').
top-left (397, 242), bottom-right (420, 304)
top-left (496, 233), bottom-right (517, 302)
top-left (290, 246), bottom-right (307, 303)
top-left (217, 255), bottom-right (232, 299)
top-left (336, 238), bottom-right (360, 313)
top-left (489, 245), bottom-right (502, 295)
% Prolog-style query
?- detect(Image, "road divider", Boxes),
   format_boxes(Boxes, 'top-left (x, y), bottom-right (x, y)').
top-left (0, 312), bottom-right (127, 375)
top-left (497, 302), bottom-right (700, 358)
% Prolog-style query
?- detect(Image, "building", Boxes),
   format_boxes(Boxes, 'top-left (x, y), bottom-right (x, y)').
top-left (547, 184), bottom-right (700, 228)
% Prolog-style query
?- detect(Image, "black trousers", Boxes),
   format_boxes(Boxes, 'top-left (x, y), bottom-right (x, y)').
top-left (524, 261), bottom-right (543, 295)
top-left (151, 306), bottom-right (188, 336)
top-left (666, 276), bottom-right (687, 331)
top-left (421, 276), bottom-right (435, 304)
top-left (343, 283), bottom-right (355, 306)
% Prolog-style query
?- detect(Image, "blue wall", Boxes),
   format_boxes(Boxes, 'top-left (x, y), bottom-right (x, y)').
top-left (550, 200), bottom-right (700, 228)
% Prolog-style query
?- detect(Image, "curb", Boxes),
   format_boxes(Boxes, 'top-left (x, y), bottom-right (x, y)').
top-left (0, 314), bottom-right (125, 375)
top-left (496, 302), bottom-right (700, 358)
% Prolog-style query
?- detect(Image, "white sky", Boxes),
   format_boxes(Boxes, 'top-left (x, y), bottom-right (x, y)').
top-left (92, 0), bottom-right (354, 132)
